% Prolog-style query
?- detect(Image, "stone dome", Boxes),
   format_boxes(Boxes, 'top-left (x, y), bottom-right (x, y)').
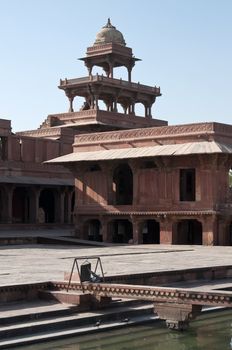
top-left (94, 19), bottom-right (126, 46)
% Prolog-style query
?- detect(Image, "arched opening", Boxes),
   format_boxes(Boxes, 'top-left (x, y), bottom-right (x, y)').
top-left (113, 66), bottom-right (128, 80)
top-left (109, 219), bottom-right (133, 243)
top-left (72, 96), bottom-right (88, 112)
top-left (116, 103), bottom-right (124, 114)
top-left (84, 219), bottom-right (102, 242)
top-left (91, 66), bottom-right (105, 77)
top-left (142, 220), bottom-right (160, 244)
top-left (113, 164), bottom-right (133, 205)
top-left (176, 219), bottom-right (202, 245)
top-left (39, 189), bottom-right (55, 223)
top-left (12, 187), bottom-right (30, 223)
top-left (134, 102), bottom-right (145, 117)
top-left (98, 100), bottom-right (108, 111)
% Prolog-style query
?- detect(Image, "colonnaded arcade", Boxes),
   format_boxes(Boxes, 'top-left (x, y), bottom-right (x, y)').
top-left (48, 19), bottom-right (232, 246)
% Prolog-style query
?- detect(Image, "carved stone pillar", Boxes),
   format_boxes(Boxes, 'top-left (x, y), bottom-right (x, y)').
top-left (159, 217), bottom-right (174, 244)
top-left (132, 218), bottom-right (143, 244)
top-left (86, 64), bottom-right (93, 77)
top-left (7, 135), bottom-right (12, 161)
top-left (100, 217), bottom-right (111, 242)
top-left (130, 100), bottom-right (135, 115)
top-left (5, 185), bottom-right (14, 224)
top-left (109, 62), bottom-right (114, 78)
top-left (94, 94), bottom-right (99, 110)
top-left (68, 97), bottom-right (74, 113)
top-left (128, 67), bottom-right (132, 82)
top-left (30, 187), bottom-right (40, 223)
top-left (129, 160), bottom-right (139, 207)
top-left (202, 215), bottom-right (217, 245)
top-left (54, 189), bottom-right (65, 224)
top-left (101, 164), bottom-right (114, 205)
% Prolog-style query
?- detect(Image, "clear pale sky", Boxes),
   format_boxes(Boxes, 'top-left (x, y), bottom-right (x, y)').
top-left (0, 0), bottom-right (231, 132)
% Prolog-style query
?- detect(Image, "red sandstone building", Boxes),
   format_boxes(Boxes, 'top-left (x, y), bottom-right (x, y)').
top-left (1, 20), bottom-right (232, 245)
top-left (48, 20), bottom-right (232, 246)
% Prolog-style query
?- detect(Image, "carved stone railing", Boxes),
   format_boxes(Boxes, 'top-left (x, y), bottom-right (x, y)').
top-left (59, 75), bottom-right (161, 95)
top-left (53, 281), bottom-right (232, 307)
top-left (74, 122), bottom-right (216, 144)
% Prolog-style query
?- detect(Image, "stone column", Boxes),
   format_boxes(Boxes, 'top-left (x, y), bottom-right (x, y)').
top-left (100, 217), bottom-right (111, 242)
top-left (94, 94), bottom-right (99, 110)
top-left (113, 96), bottom-right (118, 112)
top-left (159, 217), bottom-right (174, 244)
top-left (109, 63), bottom-right (114, 78)
top-left (54, 189), bottom-right (65, 224)
top-left (202, 216), bottom-right (217, 245)
top-left (128, 67), bottom-right (132, 82)
top-left (132, 218), bottom-right (143, 244)
top-left (29, 187), bottom-right (40, 223)
top-left (87, 64), bottom-right (93, 77)
top-left (131, 100), bottom-right (135, 115)
top-left (68, 97), bottom-right (74, 113)
top-left (5, 185), bottom-right (14, 224)
top-left (102, 164), bottom-right (114, 205)
top-left (129, 160), bottom-right (139, 206)
top-left (7, 135), bottom-right (12, 161)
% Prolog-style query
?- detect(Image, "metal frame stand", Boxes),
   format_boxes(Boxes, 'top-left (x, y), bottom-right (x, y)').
top-left (67, 256), bottom-right (105, 292)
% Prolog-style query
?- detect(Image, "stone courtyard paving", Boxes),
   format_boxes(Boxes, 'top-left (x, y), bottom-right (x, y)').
top-left (0, 232), bottom-right (232, 286)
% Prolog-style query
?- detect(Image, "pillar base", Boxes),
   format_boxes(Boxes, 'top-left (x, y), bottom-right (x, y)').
top-left (166, 320), bottom-right (189, 331)
top-left (154, 302), bottom-right (202, 331)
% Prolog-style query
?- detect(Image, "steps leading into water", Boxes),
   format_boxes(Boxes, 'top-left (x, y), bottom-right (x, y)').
top-left (0, 299), bottom-right (156, 349)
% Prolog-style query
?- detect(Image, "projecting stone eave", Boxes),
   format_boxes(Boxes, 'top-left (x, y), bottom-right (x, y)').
top-left (72, 121), bottom-right (232, 150)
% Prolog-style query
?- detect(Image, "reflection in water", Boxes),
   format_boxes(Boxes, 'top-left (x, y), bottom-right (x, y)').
top-left (13, 310), bottom-right (232, 350)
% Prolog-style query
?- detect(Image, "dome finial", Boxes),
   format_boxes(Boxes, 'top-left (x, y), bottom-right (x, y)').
top-left (103, 18), bottom-right (115, 29)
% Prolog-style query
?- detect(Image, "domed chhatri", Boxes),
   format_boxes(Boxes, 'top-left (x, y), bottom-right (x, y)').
top-left (94, 18), bottom-right (126, 46)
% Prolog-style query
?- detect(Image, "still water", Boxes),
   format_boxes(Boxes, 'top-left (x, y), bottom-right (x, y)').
top-left (17, 310), bottom-right (232, 350)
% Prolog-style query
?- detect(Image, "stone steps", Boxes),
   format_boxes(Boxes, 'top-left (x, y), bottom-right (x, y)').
top-left (0, 299), bottom-right (156, 349)
top-left (0, 300), bottom-right (78, 326)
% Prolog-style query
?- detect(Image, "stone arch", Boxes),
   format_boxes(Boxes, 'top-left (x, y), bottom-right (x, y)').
top-left (83, 219), bottom-right (102, 242)
top-left (108, 219), bottom-right (133, 243)
top-left (39, 189), bottom-right (55, 223)
top-left (134, 102), bottom-right (145, 117)
top-left (113, 66), bottom-right (128, 80)
top-left (12, 187), bottom-right (31, 223)
top-left (113, 163), bottom-right (133, 205)
top-left (176, 219), bottom-right (202, 245)
top-left (141, 219), bottom-right (160, 244)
